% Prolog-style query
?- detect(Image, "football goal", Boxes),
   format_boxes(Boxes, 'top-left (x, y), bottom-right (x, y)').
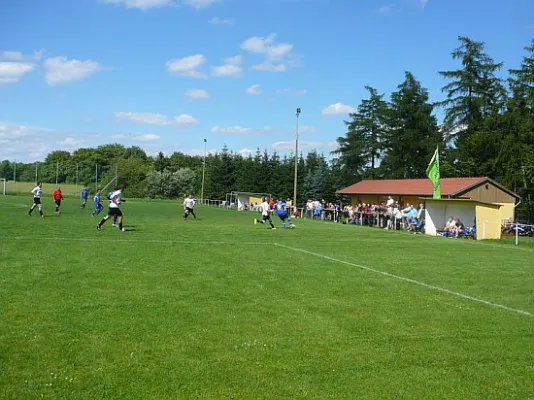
top-left (226, 191), bottom-right (272, 211)
top-left (1, 178), bottom-right (5, 196)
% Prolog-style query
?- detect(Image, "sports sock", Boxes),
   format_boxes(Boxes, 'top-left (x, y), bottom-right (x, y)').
top-left (119, 222), bottom-right (123, 230)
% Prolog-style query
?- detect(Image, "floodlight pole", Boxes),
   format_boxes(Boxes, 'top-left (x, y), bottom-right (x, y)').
top-left (75, 163), bottom-right (79, 193)
top-left (293, 108), bottom-right (301, 216)
top-left (201, 138), bottom-right (207, 204)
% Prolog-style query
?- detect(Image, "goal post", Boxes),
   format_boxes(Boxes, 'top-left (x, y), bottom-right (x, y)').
top-left (1, 178), bottom-right (5, 196)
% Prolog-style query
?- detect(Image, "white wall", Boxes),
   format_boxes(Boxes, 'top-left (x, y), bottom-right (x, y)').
top-left (425, 201), bottom-right (476, 236)
top-left (425, 202), bottom-right (445, 236)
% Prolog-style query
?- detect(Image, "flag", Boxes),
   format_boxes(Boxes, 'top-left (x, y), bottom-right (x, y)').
top-left (426, 146), bottom-right (441, 199)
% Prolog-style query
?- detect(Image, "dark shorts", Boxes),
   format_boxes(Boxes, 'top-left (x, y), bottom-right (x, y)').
top-left (33, 197), bottom-right (41, 205)
top-left (185, 207), bottom-right (194, 213)
top-left (108, 208), bottom-right (123, 217)
top-left (55, 199), bottom-right (61, 207)
top-left (262, 214), bottom-right (271, 221)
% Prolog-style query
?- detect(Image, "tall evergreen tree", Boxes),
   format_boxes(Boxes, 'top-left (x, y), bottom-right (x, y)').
top-left (439, 36), bottom-right (506, 174)
top-left (380, 72), bottom-right (442, 178)
top-left (334, 86), bottom-right (387, 180)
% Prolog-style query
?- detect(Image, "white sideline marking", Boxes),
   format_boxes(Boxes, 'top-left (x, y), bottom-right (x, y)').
top-left (1, 236), bottom-right (263, 246)
top-left (275, 243), bottom-right (534, 318)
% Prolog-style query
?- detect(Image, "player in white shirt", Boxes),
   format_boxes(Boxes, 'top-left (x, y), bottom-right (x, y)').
top-left (182, 195), bottom-right (197, 220)
top-left (96, 186), bottom-right (126, 231)
top-left (28, 182), bottom-right (44, 217)
top-left (254, 197), bottom-right (275, 229)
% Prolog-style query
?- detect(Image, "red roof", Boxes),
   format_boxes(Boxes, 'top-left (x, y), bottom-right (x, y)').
top-left (336, 177), bottom-right (486, 196)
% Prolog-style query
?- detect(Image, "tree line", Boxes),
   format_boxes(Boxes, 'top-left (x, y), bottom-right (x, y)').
top-left (1, 36), bottom-right (533, 221)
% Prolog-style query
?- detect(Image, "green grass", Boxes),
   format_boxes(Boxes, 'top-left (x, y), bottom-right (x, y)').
top-left (5, 181), bottom-right (83, 197)
top-left (1, 195), bottom-right (533, 399)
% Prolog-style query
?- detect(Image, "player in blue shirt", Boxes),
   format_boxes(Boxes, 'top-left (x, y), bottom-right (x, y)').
top-left (274, 199), bottom-right (295, 229)
top-left (80, 186), bottom-right (89, 209)
top-left (91, 189), bottom-right (104, 216)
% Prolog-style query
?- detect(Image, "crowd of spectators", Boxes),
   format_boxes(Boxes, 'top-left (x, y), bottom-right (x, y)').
top-left (303, 197), bottom-right (425, 232)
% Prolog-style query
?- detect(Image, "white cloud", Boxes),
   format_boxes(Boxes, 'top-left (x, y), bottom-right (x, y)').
top-left (1, 51), bottom-right (23, 60)
top-left (43, 56), bottom-right (102, 86)
top-left (114, 112), bottom-right (198, 126)
top-left (276, 88), bottom-right (307, 96)
top-left (209, 17), bottom-right (234, 25)
top-left (115, 112), bottom-right (169, 125)
top-left (0, 123), bottom-right (31, 140)
top-left (251, 61), bottom-right (287, 72)
top-left (225, 55), bottom-right (242, 65)
top-left (134, 133), bottom-right (160, 141)
top-left (187, 148), bottom-right (217, 156)
top-left (57, 137), bottom-right (84, 146)
top-left (165, 54), bottom-right (207, 79)
top-left (211, 64), bottom-right (242, 77)
top-left (211, 55), bottom-right (243, 77)
top-left (174, 114), bottom-right (198, 125)
top-left (237, 148), bottom-right (254, 157)
top-left (0, 62), bottom-right (35, 84)
top-left (111, 133), bottom-right (127, 139)
top-left (321, 102), bottom-right (356, 116)
top-left (0, 123), bottom-right (76, 162)
top-left (100, 0), bottom-right (174, 10)
top-left (211, 125), bottom-right (271, 135)
top-left (241, 33), bottom-right (299, 72)
top-left (185, 88), bottom-right (209, 100)
top-left (245, 84), bottom-right (262, 95)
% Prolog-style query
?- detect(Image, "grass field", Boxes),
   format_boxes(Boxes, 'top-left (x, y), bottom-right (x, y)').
top-left (4, 182), bottom-right (85, 198)
top-left (1, 195), bottom-right (533, 399)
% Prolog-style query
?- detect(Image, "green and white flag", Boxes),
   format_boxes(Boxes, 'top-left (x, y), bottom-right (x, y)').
top-left (426, 146), bottom-right (441, 199)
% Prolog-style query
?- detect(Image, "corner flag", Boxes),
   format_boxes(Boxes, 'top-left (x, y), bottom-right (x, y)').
top-left (426, 146), bottom-right (441, 199)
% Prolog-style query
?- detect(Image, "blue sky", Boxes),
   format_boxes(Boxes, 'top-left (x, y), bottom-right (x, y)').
top-left (0, 0), bottom-right (533, 162)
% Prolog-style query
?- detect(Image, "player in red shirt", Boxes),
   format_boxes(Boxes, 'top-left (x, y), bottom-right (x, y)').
top-left (52, 186), bottom-right (64, 215)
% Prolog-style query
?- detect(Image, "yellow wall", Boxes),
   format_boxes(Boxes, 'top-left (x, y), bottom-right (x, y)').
top-left (475, 205), bottom-right (502, 240)
top-left (249, 196), bottom-right (262, 205)
top-left (495, 202), bottom-right (514, 223)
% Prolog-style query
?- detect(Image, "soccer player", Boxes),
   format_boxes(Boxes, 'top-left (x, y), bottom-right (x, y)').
top-left (96, 186), bottom-right (125, 231)
top-left (80, 186), bottom-right (89, 209)
top-left (254, 196), bottom-right (276, 229)
top-left (274, 198), bottom-right (295, 229)
top-left (105, 190), bottom-right (119, 227)
top-left (52, 186), bottom-right (63, 214)
top-left (28, 182), bottom-right (44, 217)
top-left (91, 189), bottom-right (104, 216)
top-left (182, 195), bottom-right (197, 220)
